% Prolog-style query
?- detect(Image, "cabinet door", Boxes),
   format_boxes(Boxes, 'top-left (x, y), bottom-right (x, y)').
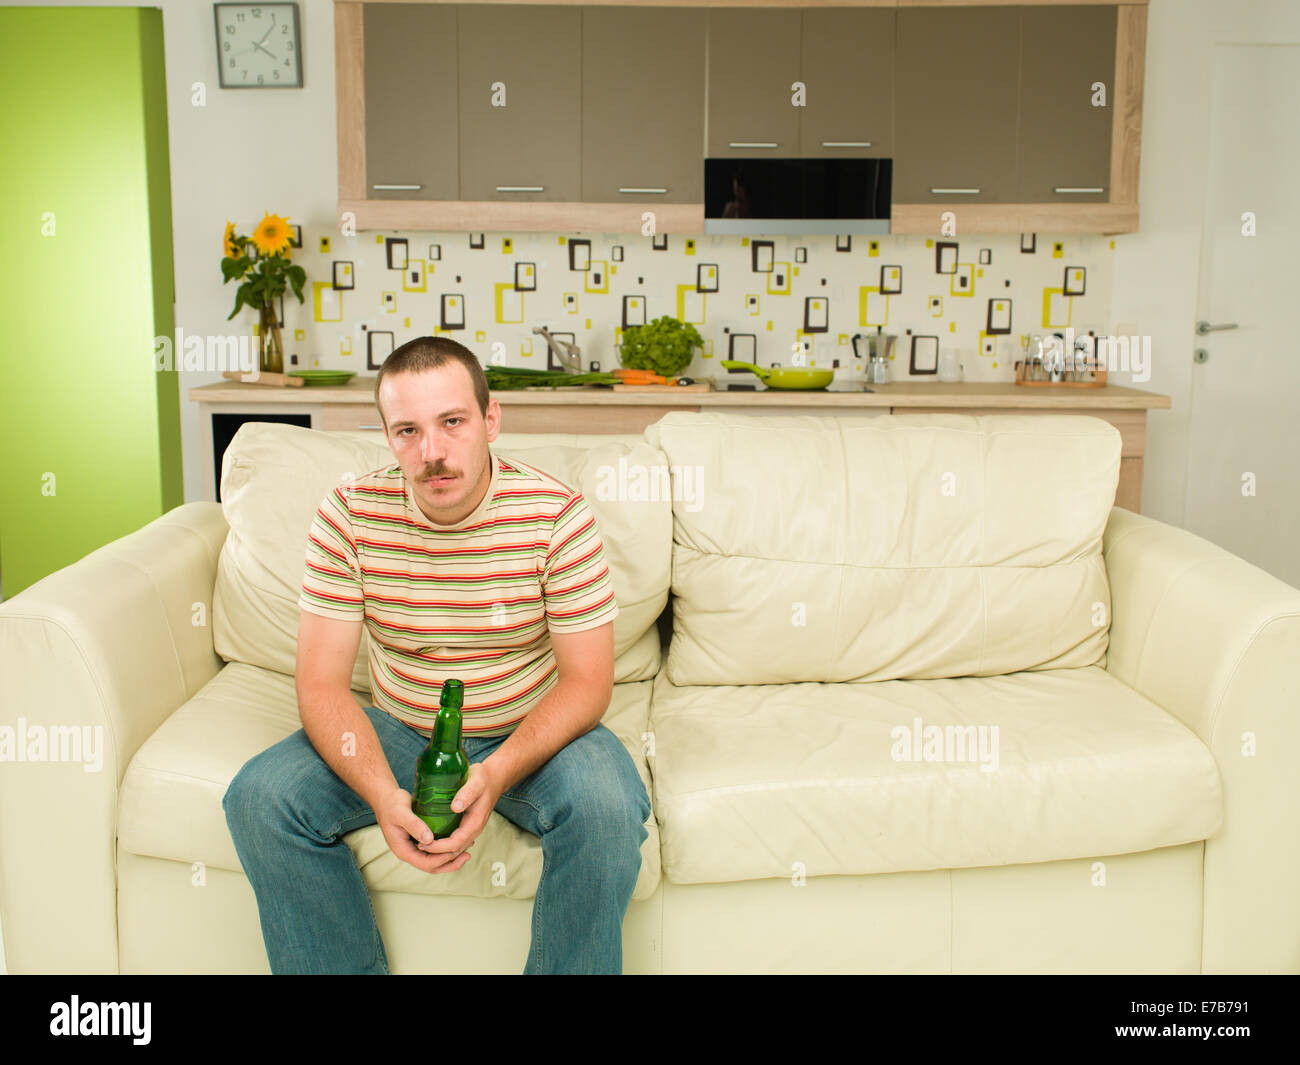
top-left (894, 5), bottom-right (1021, 203)
top-left (798, 7), bottom-right (895, 158)
top-left (457, 3), bottom-right (581, 201)
top-left (363, 3), bottom-right (459, 201)
top-left (707, 8), bottom-right (801, 157)
top-left (1019, 5), bottom-right (1116, 203)
top-left (582, 6), bottom-right (705, 203)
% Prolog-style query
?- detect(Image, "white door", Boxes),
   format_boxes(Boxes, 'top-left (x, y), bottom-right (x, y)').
top-left (1185, 44), bottom-right (1300, 588)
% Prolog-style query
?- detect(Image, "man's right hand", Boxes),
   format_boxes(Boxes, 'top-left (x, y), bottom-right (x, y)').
top-left (376, 786), bottom-right (473, 875)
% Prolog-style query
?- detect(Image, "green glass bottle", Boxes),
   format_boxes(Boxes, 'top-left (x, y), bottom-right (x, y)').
top-left (411, 679), bottom-right (469, 839)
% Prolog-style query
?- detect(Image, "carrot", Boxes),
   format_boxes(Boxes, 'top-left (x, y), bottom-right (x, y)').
top-left (613, 368), bottom-right (669, 384)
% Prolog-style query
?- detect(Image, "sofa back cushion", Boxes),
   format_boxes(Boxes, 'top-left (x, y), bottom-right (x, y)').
top-left (643, 411), bottom-right (1120, 684)
top-left (213, 423), bottom-right (670, 694)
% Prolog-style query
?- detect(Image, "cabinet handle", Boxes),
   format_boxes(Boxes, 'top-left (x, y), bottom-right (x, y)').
top-left (357, 424), bottom-right (383, 430)
top-left (728, 142), bottom-right (778, 149)
top-left (618, 187), bottom-right (668, 194)
top-left (495, 185), bottom-right (545, 192)
top-left (821, 141), bottom-right (872, 148)
top-left (929, 187), bottom-right (981, 195)
top-left (1053, 187), bottom-right (1105, 194)
top-left (372, 184), bottom-right (423, 191)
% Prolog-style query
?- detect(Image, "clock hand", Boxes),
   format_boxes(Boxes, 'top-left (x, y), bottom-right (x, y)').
top-left (255, 23), bottom-right (275, 47)
top-left (253, 41), bottom-right (277, 59)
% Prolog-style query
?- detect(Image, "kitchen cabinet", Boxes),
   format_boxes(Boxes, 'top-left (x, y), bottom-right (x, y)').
top-left (890, 1), bottom-right (1144, 233)
top-left (362, 3), bottom-right (458, 202)
top-left (708, 6), bottom-right (894, 161)
top-left (797, 7), bottom-right (895, 159)
top-left (337, 1), bottom-right (1147, 236)
top-left (456, 4), bottom-right (582, 202)
top-left (581, 6), bottom-right (706, 204)
top-left (1018, 4), bottom-right (1117, 203)
top-left (706, 8), bottom-right (802, 158)
top-left (893, 5), bottom-right (1022, 204)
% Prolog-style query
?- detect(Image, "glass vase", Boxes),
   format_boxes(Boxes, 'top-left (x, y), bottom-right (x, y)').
top-left (257, 302), bottom-right (284, 374)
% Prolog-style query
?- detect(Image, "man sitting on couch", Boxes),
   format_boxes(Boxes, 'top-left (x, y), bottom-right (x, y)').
top-left (221, 336), bottom-right (651, 975)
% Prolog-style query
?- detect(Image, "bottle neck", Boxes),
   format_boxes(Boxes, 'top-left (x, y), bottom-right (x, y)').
top-left (431, 705), bottom-right (462, 752)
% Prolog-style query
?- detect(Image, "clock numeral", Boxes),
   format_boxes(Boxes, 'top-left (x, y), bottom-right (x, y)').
top-left (252, 7), bottom-right (262, 17)
top-left (286, 41), bottom-right (294, 52)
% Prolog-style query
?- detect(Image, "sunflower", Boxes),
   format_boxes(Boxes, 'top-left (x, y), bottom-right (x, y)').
top-left (223, 220), bottom-right (241, 259)
top-left (250, 212), bottom-right (292, 257)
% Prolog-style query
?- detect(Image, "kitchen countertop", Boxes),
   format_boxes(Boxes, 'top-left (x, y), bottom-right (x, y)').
top-left (189, 376), bottom-right (1171, 410)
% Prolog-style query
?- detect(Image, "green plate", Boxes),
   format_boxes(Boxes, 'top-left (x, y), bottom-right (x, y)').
top-left (288, 370), bottom-right (356, 386)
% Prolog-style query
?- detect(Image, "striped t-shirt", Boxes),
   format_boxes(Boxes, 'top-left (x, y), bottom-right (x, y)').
top-left (297, 449), bottom-right (619, 737)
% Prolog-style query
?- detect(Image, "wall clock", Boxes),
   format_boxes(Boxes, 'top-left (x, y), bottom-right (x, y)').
top-left (214, 3), bottom-right (302, 88)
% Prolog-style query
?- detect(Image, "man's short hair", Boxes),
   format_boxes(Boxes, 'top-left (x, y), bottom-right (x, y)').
top-left (374, 336), bottom-right (490, 424)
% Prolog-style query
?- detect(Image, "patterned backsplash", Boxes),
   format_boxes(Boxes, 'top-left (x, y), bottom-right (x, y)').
top-left (260, 228), bottom-right (1114, 383)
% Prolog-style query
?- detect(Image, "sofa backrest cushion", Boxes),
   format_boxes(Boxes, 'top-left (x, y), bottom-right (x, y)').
top-left (213, 423), bottom-right (670, 695)
top-left (643, 411), bottom-right (1120, 684)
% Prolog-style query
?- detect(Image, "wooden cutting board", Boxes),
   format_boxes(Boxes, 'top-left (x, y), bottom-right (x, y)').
top-left (610, 381), bottom-right (712, 392)
top-left (221, 370), bottom-right (305, 387)
top-left (522, 381), bottom-right (712, 392)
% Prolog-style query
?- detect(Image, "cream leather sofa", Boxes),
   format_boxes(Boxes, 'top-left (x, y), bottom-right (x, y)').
top-left (2, 412), bottom-right (1297, 974)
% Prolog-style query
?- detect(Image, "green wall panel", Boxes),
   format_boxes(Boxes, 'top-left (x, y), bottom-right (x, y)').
top-left (0, 6), bottom-right (180, 598)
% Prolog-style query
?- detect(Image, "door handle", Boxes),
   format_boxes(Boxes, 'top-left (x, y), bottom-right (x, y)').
top-left (1196, 321), bottom-right (1238, 335)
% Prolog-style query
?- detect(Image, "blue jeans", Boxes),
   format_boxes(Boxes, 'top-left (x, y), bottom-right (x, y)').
top-left (222, 705), bottom-right (651, 974)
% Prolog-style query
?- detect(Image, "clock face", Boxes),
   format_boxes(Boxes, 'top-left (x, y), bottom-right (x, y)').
top-left (214, 3), bottom-right (302, 88)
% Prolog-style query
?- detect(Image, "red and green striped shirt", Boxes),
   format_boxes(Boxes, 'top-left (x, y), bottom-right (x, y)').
top-left (298, 449), bottom-right (619, 737)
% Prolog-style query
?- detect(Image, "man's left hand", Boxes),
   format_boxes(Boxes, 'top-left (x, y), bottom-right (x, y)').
top-left (415, 760), bottom-right (505, 861)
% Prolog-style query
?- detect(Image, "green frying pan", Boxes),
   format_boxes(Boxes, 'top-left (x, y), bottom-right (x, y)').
top-left (720, 360), bottom-right (834, 390)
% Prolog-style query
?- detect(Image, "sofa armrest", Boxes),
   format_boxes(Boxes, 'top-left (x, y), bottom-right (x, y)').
top-left (1103, 506), bottom-right (1300, 973)
top-left (0, 502), bottom-right (228, 973)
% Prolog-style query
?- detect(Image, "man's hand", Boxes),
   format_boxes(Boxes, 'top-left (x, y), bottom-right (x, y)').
top-left (415, 761), bottom-right (505, 860)
top-left (375, 786), bottom-right (473, 875)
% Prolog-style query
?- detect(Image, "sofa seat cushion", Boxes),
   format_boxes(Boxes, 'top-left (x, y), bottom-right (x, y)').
top-left (648, 665), bottom-right (1223, 885)
top-left (118, 661), bottom-right (660, 901)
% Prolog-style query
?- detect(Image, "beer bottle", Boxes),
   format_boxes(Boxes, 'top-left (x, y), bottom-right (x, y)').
top-left (411, 679), bottom-right (469, 839)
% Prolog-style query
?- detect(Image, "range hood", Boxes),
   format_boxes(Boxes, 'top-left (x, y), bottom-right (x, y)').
top-left (704, 157), bottom-right (892, 235)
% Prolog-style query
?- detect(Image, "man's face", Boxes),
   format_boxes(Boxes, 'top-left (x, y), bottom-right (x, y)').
top-left (378, 363), bottom-right (500, 523)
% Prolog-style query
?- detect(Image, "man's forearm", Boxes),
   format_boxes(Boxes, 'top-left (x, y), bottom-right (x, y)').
top-left (483, 676), bottom-right (609, 793)
top-left (298, 684), bottom-right (401, 810)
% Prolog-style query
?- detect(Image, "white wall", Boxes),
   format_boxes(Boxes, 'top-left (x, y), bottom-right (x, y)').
top-left (1110, 0), bottom-right (1299, 526)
